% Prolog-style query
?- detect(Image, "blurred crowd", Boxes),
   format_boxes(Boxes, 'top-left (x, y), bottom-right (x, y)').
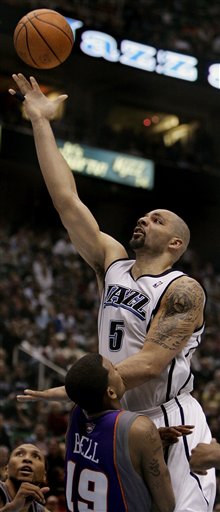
top-left (0, 225), bottom-right (99, 510)
top-left (4, 0), bottom-right (220, 58)
top-left (67, 0), bottom-right (220, 59)
top-left (0, 224), bottom-right (220, 508)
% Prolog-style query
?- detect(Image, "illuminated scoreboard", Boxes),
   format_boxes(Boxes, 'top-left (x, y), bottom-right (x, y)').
top-left (66, 17), bottom-right (220, 90)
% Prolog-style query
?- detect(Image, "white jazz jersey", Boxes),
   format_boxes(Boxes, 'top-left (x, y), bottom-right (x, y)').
top-left (98, 259), bottom-right (204, 412)
top-left (98, 259), bottom-right (216, 512)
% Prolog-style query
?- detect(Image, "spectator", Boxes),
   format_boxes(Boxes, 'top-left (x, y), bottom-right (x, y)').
top-left (0, 445), bottom-right (10, 481)
top-left (0, 414), bottom-right (11, 450)
top-left (0, 443), bottom-right (49, 512)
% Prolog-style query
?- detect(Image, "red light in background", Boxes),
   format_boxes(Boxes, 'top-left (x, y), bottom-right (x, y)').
top-left (143, 118), bottom-right (151, 127)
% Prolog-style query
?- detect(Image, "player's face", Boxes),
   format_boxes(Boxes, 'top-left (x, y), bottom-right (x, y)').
top-left (102, 358), bottom-right (125, 399)
top-left (7, 444), bottom-right (46, 485)
top-left (129, 209), bottom-right (176, 253)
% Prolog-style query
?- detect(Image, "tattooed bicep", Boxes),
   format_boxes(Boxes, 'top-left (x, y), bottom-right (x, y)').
top-left (163, 278), bottom-right (204, 317)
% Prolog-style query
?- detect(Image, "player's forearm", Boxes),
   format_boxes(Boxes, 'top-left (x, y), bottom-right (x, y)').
top-left (43, 385), bottom-right (69, 401)
top-left (115, 353), bottom-right (158, 391)
top-left (0, 503), bottom-right (20, 512)
top-left (152, 498), bottom-right (175, 512)
top-left (31, 117), bottom-right (78, 202)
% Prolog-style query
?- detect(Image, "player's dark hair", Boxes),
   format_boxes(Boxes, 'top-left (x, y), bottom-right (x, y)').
top-left (65, 353), bottom-right (108, 413)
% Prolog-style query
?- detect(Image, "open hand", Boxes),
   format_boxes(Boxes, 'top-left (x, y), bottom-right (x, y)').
top-left (9, 73), bottom-right (68, 122)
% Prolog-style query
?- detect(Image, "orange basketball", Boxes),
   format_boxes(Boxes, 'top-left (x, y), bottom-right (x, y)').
top-left (13, 9), bottom-right (74, 69)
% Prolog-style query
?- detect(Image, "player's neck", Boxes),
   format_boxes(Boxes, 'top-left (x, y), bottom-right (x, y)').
top-left (84, 408), bottom-right (120, 419)
top-left (133, 254), bottom-right (172, 277)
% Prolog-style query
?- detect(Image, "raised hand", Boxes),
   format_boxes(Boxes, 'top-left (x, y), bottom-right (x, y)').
top-left (9, 482), bottom-right (49, 511)
top-left (9, 73), bottom-right (68, 122)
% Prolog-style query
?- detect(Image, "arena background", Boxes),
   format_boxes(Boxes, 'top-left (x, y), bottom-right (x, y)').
top-left (1, 1), bottom-right (220, 510)
top-left (1, 0), bottom-right (220, 265)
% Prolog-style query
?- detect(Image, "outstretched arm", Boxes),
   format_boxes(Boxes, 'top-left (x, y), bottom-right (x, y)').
top-left (17, 386), bottom-right (69, 403)
top-left (17, 388), bottom-right (194, 448)
top-left (190, 440), bottom-right (220, 474)
top-left (116, 276), bottom-right (205, 390)
top-left (9, 74), bottom-right (126, 289)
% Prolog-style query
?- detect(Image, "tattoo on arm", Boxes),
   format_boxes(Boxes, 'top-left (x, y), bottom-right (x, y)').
top-left (149, 279), bottom-right (204, 351)
top-left (141, 424), bottom-right (162, 479)
top-left (148, 458), bottom-right (160, 477)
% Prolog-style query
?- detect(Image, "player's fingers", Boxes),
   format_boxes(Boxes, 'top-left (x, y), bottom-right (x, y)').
top-left (41, 487), bottom-right (50, 495)
top-left (176, 425), bottom-right (194, 429)
top-left (29, 76), bottom-right (42, 91)
top-left (179, 427), bottom-right (194, 433)
top-left (13, 73), bottom-right (33, 94)
top-left (17, 73), bottom-right (32, 88)
top-left (168, 427), bottom-right (181, 435)
top-left (55, 94), bottom-right (68, 105)
top-left (174, 426), bottom-right (194, 434)
top-left (24, 389), bottom-right (39, 395)
top-left (16, 394), bottom-right (35, 402)
top-left (12, 74), bottom-right (30, 94)
top-left (19, 488), bottom-right (45, 504)
top-left (17, 389), bottom-right (40, 401)
top-left (9, 89), bottom-right (25, 102)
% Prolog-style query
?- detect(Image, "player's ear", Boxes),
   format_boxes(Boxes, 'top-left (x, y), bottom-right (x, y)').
top-left (106, 386), bottom-right (117, 400)
top-left (169, 237), bottom-right (183, 250)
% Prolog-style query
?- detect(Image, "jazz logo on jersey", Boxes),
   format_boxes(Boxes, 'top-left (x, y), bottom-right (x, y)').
top-left (103, 284), bottom-right (150, 319)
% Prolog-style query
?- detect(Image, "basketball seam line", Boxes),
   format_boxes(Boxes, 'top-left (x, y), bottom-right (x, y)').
top-left (29, 12), bottom-right (73, 45)
top-left (25, 17), bottom-right (62, 64)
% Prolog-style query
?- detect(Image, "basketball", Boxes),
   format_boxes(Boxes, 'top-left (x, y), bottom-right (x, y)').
top-left (13, 9), bottom-right (74, 69)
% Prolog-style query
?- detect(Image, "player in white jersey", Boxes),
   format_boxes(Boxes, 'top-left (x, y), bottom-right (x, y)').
top-left (10, 73), bottom-right (216, 512)
top-left (99, 259), bottom-right (203, 411)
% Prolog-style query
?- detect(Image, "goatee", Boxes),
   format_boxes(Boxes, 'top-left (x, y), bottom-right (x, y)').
top-left (129, 236), bottom-right (145, 250)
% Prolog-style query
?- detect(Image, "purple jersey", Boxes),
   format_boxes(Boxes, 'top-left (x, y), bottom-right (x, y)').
top-left (65, 406), bottom-right (151, 512)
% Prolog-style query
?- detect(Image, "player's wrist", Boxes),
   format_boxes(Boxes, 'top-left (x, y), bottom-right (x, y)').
top-left (31, 115), bottom-right (51, 127)
top-left (0, 502), bottom-right (21, 512)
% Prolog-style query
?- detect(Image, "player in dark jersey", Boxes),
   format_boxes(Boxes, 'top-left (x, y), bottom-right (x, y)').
top-left (0, 444), bottom-right (49, 512)
top-left (17, 359), bottom-right (193, 512)
top-left (64, 352), bottom-right (175, 512)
